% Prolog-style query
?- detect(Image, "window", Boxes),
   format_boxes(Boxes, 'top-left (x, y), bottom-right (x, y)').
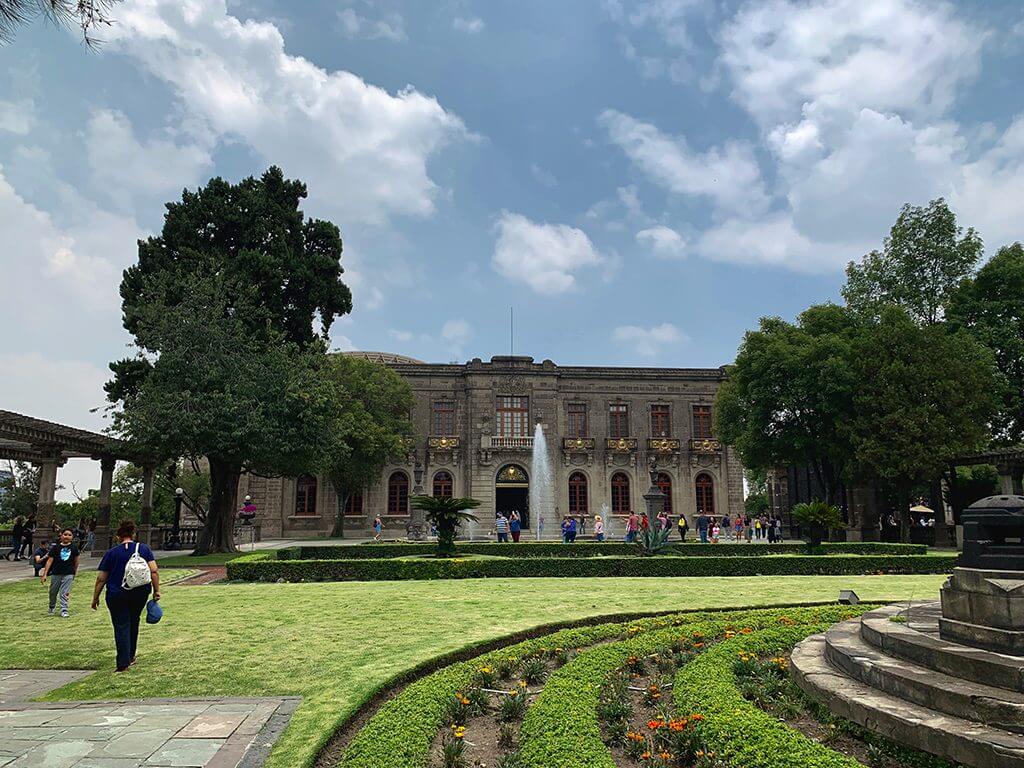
top-left (655, 472), bottom-right (673, 515)
top-left (651, 404), bottom-right (671, 437)
top-left (388, 472), bottom-right (409, 515)
top-left (433, 470), bottom-right (453, 499)
top-left (692, 405), bottom-right (713, 439)
top-left (567, 402), bottom-right (588, 438)
top-left (609, 403), bottom-right (630, 439)
top-left (568, 472), bottom-right (588, 515)
top-left (496, 396), bottom-right (530, 436)
top-left (295, 475), bottom-right (317, 516)
top-left (611, 472), bottom-right (631, 514)
top-left (344, 491), bottom-right (363, 516)
top-left (432, 400), bottom-right (455, 436)
top-left (695, 473), bottom-right (715, 515)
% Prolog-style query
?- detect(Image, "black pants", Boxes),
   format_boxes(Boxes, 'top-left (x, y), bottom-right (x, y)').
top-left (105, 589), bottom-right (150, 670)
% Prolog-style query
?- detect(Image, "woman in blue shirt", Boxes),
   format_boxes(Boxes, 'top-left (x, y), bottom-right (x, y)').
top-left (91, 520), bottom-right (161, 672)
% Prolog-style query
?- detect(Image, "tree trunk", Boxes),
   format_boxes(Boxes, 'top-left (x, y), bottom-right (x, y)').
top-left (195, 459), bottom-right (240, 554)
top-left (897, 482), bottom-right (913, 544)
top-left (330, 481), bottom-right (347, 538)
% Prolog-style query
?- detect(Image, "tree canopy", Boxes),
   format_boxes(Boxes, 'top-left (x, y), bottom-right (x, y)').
top-left (842, 198), bottom-right (983, 326)
top-left (0, 0), bottom-right (118, 47)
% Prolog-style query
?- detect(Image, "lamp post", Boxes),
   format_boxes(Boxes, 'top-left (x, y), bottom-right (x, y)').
top-left (167, 487), bottom-right (184, 551)
top-left (410, 460), bottom-right (425, 541)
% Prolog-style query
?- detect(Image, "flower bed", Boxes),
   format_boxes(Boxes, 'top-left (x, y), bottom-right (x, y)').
top-left (227, 551), bottom-right (954, 582)
top-left (279, 541), bottom-right (927, 561)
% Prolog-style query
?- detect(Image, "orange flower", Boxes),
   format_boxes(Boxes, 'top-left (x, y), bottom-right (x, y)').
top-left (647, 718), bottom-right (665, 730)
top-left (690, 713), bottom-right (704, 722)
top-left (658, 750), bottom-right (672, 760)
top-left (641, 751), bottom-right (652, 760)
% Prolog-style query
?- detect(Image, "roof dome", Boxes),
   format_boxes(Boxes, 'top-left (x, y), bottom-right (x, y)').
top-left (341, 351), bottom-right (426, 365)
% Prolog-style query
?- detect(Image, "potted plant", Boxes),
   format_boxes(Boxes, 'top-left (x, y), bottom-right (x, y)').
top-left (791, 500), bottom-right (843, 551)
top-left (409, 495), bottom-right (482, 558)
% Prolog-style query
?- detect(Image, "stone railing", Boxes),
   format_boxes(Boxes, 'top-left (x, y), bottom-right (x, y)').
top-left (482, 435), bottom-right (534, 450)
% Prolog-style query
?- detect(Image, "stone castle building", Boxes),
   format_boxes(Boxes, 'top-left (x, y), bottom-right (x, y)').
top-left (240, 353), bottom-right (745, 538)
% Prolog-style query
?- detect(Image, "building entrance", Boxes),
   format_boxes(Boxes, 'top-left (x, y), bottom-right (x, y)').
top-left (495, 464), bottom-right (529, 529)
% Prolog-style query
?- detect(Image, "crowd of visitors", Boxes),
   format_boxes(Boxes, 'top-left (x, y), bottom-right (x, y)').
top-left (5, 515), bottom-right (97, 561)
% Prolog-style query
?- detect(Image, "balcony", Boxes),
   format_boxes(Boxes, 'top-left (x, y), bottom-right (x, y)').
top-left (647, 438), bottom-right (681, 453)
top-left (428, 436), bottom-right (460, 450)
top-left (563, 437), bottom-right (595, 452)
top-left (605, 437), bottom-right (638, 452)
top-left (481, 435), bottom-right (534, 450)
top-left (689, 438), bottom-right (722, 453)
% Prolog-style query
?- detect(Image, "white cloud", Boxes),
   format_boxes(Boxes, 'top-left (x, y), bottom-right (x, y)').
top-left (453, 16), bottom-right (484, 34)
top-left (530, 163), bottom-right (557, 188)
top-left (109, 0), bottom-right (468, 225)
top-left (612, 323), bottom-right (687, 357)
top-left (953, 115), bottom-right (1024, 248)
top-left (719, 0), bottom-right (984, 126)
top-left (492, 212), bottom-right (604, 295)
top-left (636, 225), bottom-right (686, 258)
top-left (85, 109), bottom-right (213, 208)
top-left (388, 329), bottom-right (414, 342)
top-left (331, 333), bottom-right (356, 352)
top-left (338, 7), bottom-right (406, 41)
top-left (0, 99), bottom-right (34, 134)
top-left (599, 109), bottom-right (769, 215)
top-left (441, 319), bottom-right (472, 346)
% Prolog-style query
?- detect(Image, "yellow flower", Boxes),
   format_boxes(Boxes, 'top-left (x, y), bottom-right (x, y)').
top-left (518, 680), bottom-right (528, 688)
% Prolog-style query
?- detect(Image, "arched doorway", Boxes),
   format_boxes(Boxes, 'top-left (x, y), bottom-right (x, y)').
top-left (496, 464), bottom-right (530, 529)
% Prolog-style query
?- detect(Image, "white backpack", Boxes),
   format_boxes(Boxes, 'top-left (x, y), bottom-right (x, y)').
top-left (122, 543), bottom-right (152, 590)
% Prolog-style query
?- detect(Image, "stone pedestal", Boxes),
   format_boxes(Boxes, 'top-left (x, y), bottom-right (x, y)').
top-left (940, 568), bottom-right (1024, 656)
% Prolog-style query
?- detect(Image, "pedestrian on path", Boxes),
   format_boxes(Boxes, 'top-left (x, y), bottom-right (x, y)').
top-left (41, 528), bottom-right (79, 617)
top-left (677, 514), bottom-right (688, 541)
top-left (5, 515), bottom-right (25, 561)
top-left (31, 538), bottom-right (50, 577)
top-left (495, 513), bottom-right (510, 542)
top-left (696, 511), bottom-right (710, 543)
top-left (593, 514), bottom-right (605, 542)
top-left (19, 514), bottom-right (36, 558)
top-left (509, 511), bottom-right (521, 542)
top-left (625, 511), bottom-right (639, 543)
top-left (372, 515), bottom-right (383, 542)
top-left (91, 520), bottom-right (160, 672)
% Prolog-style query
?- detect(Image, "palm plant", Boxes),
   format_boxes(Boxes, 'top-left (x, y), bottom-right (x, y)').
top-left (410, 495), bottom-right (482, 557)
top-left (634, 520), bottom-right (673, 556)
top-left (791, 500), bottom-right (843, 549)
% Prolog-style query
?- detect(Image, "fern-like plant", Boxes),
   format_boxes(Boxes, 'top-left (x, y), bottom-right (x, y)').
top-left (791, 500), bottom-right (843, 548)
top-left (409, 495), bottom-right (482, 557)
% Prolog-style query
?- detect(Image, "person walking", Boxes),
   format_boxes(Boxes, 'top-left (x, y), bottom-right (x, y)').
top-left (566, 516), bottom-right (578, 543)
top-left (509, 511), bottom-right (521, 542)
top-left (721, 514), bottom-right (732, 541)
top-left (31, 538), bottom-right (50, 577)
top-left (91, 520), bottom-right (160, 672)
top-left (696, 511), bottom-right (710, 543)
top-left (593, 514), bottom-right (605, 542)
top-left (677, 514), bottom-right (688, 542)
top-left (711, 520), bottom-right (721, 544)
top-left (745, 516), bottom-right (754, 543)
top-left (734, 516), bottom-right (744, 541)
top-left (4, 516), bottom-right (25, 561)
top-left (657, 510), bottom-right (669, 532)
top-left (625, 511), bottom-right (639, 543)
top-left (86, 518), bottom-right (97, 552)
top-left (41, 527), bottom-right (79, 618)
top-left (495, 513), bottom-right (510, 542)
top-left (372, 515), bottom-right (383, 542)
top-left (19, 514), bottom-right (36, 559)
top-left (754, 516), bottom-right (763, 540)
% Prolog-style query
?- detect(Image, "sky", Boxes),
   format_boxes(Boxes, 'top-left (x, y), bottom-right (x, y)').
top-left (1, 0), bottom-right (1023, 497)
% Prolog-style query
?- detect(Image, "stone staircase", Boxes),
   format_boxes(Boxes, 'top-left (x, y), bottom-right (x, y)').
top-left (791, 602), bottom-right (1024, 768)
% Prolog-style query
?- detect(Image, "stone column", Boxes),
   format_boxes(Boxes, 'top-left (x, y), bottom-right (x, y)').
top-left (35, 451), bottom-right (64, 533)
top-left (92, 456), bottom-right (116, 557)
top-left (138, 464), bottom-right (155, 547)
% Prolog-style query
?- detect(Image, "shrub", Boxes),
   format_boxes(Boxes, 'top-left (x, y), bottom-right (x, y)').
top-left (228, 551), bottom-right (955, 582)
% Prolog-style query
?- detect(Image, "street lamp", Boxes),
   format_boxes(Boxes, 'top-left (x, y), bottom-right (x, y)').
top-left (167, 487), bottom-right (184, 551)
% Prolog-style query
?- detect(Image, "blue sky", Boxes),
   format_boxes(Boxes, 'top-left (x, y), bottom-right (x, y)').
top-left (1, 0), bottom-right (1023, 494)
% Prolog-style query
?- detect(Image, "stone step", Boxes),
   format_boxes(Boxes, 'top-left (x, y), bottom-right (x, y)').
top-left (860, 605), bottom-right (1024, 693)
top-left (825, 617), bottom-right (1024, 732)
top-left (792, 634), bottom-right (1024, 768)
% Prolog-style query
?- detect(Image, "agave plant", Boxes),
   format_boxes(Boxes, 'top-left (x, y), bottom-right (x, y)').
top-left (634, 520), bottom-right (673, 556)
top-left (410, 495), bottom-right (482, 557)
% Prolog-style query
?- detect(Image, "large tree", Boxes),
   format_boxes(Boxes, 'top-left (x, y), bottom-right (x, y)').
top-left (109, 167), bottom-right (352, 553)
top-left (842, 198), bottom-right (983, 325)
top-left (844, 306), bottom-right (1000, 540)
top-left (323, 354), bottom-right (414, 537)
top-left (948, 243), bottom-right (1024, 445)
top-left (0, 0), bottom-right (118, 46)
top-left (715, 303), bottom-right (860, 507)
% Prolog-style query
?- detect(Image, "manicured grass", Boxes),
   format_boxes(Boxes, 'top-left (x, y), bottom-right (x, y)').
top-left (156, 552), bottom-right (245, 567)
top-left (0, 573), bottom-right (947, 768)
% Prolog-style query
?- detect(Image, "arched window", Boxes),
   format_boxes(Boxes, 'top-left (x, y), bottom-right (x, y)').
top-left (655, 472), bottom-right (673, 515)
top-left (568, 472), bottom-right (588, 515)
top-left (433, 470), bottom-right (453, 499)
top-left (611, 472), bottom-right (631, 514)
top-left (695, 473), bottom-right (715, 515)
top-left (388, 472), bottom-right (409, 515)
top-left (295, 475), bottom-right (317, 516)
top-left (344, 491), bottom-right (363, 516)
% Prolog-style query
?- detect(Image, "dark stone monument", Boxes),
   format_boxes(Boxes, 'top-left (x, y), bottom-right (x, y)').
top-left (940, 495), bottom-right (1024, 656)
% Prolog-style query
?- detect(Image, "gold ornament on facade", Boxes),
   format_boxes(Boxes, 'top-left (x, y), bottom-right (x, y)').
top-left (429, 436), bottom-right (460, 449)
top-left (562, 437), bottom-right (595, 452)
top-left (689, 438), bottom-right (721, 454)
top-left (605, 437), bottom-right (637, 452)
top-left (648, 438), bottom-right (680, 453)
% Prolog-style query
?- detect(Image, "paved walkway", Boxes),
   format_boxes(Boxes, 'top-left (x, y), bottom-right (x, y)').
top-left (0, 670), bottom-right (298, 768)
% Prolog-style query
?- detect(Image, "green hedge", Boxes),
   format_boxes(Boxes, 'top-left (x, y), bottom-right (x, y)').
top-left (228, 551), bottom-right (955, 582)
top-left (280, 541), bottom-right (927, 561)
top-left (673, 622), bottom-right (864, 767)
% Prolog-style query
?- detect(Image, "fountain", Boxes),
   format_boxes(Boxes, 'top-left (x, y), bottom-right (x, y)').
top-left (530, 423), bottom-right (555, 540)
top-left (600, 502), bottom-right (611, 541)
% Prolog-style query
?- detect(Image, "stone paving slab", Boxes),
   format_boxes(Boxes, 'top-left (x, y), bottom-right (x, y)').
top-left (0, 671), bottom-right (299, 768)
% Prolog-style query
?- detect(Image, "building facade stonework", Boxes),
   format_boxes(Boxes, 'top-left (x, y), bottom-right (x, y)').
top-left (241, 354), bottom-right (744, 538)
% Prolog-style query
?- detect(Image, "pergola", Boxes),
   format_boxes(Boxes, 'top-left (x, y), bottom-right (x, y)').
top-left (953, 446), bottom-right (1024, 496)
top-left (0, 410), bottom-right (156, 555)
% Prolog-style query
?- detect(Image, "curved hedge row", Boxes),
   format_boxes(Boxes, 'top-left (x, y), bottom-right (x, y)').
top-left (227, 551), bottom-right (954, 582)
top-left (673, 622), bottom-right (864, 767)
top-left (279, 541), bottom-right (927, 561)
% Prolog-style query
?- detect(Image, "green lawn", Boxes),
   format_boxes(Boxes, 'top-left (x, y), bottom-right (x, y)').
top-left (0, 573), bottom-right (947, 767)
top-left (156, 552), bottom-right (244, 567)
